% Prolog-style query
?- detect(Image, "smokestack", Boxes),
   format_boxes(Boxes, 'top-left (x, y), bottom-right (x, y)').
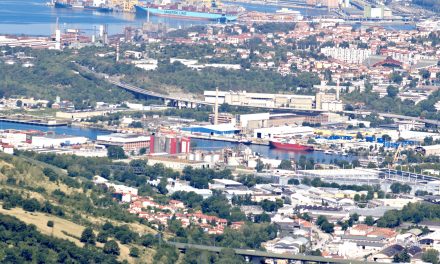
top-left (55, 17), bottom-right (61, 50)
top-left (336, 79), bottom-right (340, 101)
top-left (214, 87), bottom-right (219, 125)
top-left (116, 42), bottom-right (120, 62)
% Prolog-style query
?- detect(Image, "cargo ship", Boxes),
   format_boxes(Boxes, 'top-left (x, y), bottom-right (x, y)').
top-left (54, 1), bottom-right (113, 13)
top-left (134, 0), bottom-right (244, 22)
top-left (269, 139), bottom-right (314, 151)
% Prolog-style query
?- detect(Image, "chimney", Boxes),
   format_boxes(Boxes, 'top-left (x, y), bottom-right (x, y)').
top-left (336, 79), bottom-right (340, 101)
top-left (55, 17), bottom-right (61, 50)
top-left (116, 42), bottom-right (120, 62)
top-left (214, 87), bottom-right (219, 125)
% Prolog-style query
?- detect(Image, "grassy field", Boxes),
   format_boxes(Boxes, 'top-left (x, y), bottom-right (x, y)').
top-left (0, 206), bottom-right (149, 263)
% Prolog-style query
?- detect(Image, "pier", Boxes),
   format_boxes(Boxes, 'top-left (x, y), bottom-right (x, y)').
top-left (0, 116), bottom-right (69, 127)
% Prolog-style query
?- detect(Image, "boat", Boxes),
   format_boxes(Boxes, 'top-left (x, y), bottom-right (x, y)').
top-left (54, 1), bottom-right (113, 13)
top-left (275, 8), bottom-right (301, 15)
top-left (54, 1), bottom-right (72, 8)
top-left (134, 0), bottom-right (244, 22)
top-left (269, 139), bottom-right (314, 151)
top-left (85, 5), bottom-right (114, 13)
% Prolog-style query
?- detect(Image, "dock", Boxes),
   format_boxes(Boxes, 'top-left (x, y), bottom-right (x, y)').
top-left (0, 116), bottom-right (69, 127)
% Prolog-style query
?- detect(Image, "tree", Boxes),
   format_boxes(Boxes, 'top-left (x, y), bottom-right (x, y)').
top-left (386, 85), bottom-right (399, 98)
top-left (424, 136), bottom-right (434, 146)
top-left (22, 199), bottom-right (41, 212)
top-left (255, 159), bottom-right (264, 172)
top-left (157, 177), bottom-right (168, 195)
top-left (47, 220), bottom-right (54, 227)
top-left (382, 134), bottom-right (392, 141)
top-left (97, 232), bottom-right (108, 243)
top-left (139, 147), bottom-right (147, 155)
top-left (288, 178), bottom-right (300, 185)
top-left (364, 216), bottom-right (375, 226)
top-left (103, 240), bottom-right (120, 256)
top-left (316, 215), bottom-right (328, 226)
top-left (278, 159), bottom-right (293, 170)
top-left (390, 72), bottom-right (403, 84)
top-left (367, 162), bottom-right (377, 168)
top-left (394, 249), bottom-right (411, 263)
top-left (422, 249), bottom-right (439, 264)
top-left (321, 221), bottom-right (335, 233)
top-left (141, 234), bottom-right (157, 248)
top-left (80, 227), bottom-right (96, 245)
top-left (354, 194), bottom-right (361, 202)
top-left (420, 69), bottom-right (431, 79)
top-left (390, 182), bottom-right (411, 194)
top-left (107, 146), bottom-right (127, 160)
top-left (129, 247), bottom-right (140, 258)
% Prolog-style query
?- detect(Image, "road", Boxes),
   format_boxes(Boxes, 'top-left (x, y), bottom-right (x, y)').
top-left (167, 241), bottom-right (387, 264)
top-left (379, 168), bottom-right (439, 183)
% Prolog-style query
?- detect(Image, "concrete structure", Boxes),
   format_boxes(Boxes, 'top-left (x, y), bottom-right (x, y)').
top-left (96, 133), bottom-right (150, 154)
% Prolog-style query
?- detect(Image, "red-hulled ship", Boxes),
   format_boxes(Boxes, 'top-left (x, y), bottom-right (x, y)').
top-left (269, 139), bottom-right (314, 151)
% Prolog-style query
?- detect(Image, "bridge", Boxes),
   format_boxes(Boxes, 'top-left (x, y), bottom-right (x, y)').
top-left (107, 79), bottom-right (211, 108)
top-left (168, 241), bottom-right (386, 264)
top-left (75, 62), bottom-right (212, 108)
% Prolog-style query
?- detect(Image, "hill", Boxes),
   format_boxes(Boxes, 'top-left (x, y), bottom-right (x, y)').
top-left (0, 152), bottom-right (156, 263)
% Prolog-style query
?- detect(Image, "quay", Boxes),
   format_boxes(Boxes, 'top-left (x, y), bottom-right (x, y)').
top-left (0, 116), bottom-right (69, 127)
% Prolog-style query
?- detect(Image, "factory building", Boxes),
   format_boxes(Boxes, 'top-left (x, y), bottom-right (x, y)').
top-left (31, 134), bottom-right (88, 148)
top-left (253, 126), bottom-right (315, 140)
top-left (149, 134), bottom-right (190, 155)
top-left (181, 124), bottom-right (240, 137)
top-left (96, 133), bottom-right (150, 154)
top-left (204, 91), bottom-right (315, 110)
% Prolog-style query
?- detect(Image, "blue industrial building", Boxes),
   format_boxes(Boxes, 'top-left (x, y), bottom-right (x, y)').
top-left (181, 124), bottom-right (240, 137)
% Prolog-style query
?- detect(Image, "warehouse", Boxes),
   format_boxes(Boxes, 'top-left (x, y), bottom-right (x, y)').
top-left (253, 126), bottom-right (315, 140)
top-left (181, 124), bottom-right (240, 137)
top-left (31, 134), bottom-right (88, 148)
top-left (96, 133), bottom-right (150, 154)
top-left (419, 144), bottom-right (440, 156)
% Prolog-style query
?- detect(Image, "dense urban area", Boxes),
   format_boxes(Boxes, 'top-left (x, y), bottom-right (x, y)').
top-left (0, 0), bottom-right (439, 263)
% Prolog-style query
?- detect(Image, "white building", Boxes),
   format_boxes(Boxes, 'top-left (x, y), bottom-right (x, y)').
top-left (204, 91), bottom-right (315, 110)
top-left (31, 135), bottom-right (88, 148)
top-left (253, 126), bottom-right (315, 140)
top-left (321, 47), bottom-right (372, 64)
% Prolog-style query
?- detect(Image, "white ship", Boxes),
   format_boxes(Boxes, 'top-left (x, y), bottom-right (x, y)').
top-left (275, 8), bottom-right (303, 20)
